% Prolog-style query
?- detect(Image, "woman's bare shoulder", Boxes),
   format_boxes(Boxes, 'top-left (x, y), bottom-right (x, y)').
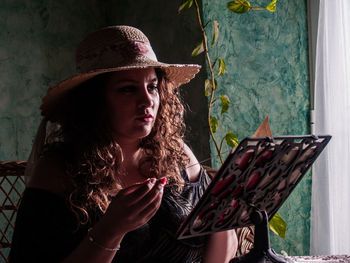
top-left (183, 143), bottom-right (201, 183)
top-left (27, 151), bottom-right (69, 196)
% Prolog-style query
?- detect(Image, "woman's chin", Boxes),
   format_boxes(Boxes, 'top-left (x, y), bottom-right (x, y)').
top-left (137, 130), bottom-right (153, 139)
top-left (129, 127), bottom-right (153, 140)
top-left (134, 124), bottom-right (154, 136)
top-left (112, 125), bottom-right (154, 142)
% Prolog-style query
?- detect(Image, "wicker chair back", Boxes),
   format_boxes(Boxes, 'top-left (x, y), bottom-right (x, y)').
top-left (0, 161), bottom-right (26, 263)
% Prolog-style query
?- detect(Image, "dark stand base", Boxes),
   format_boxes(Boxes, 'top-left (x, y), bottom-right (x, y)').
top-left (230, 210), bottom-right (288, 263)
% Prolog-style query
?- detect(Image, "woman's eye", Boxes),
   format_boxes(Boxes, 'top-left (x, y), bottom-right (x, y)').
top-left (148, 85), bottom-right (159, 92)
top-left (118, 86), bottom-right (136, 93)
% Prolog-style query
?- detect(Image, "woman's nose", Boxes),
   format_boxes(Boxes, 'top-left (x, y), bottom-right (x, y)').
top-left (138, 87), bottom-right (153, 108)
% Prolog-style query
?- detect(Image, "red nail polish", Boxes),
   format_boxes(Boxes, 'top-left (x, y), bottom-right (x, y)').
top-left (150, 178), bottom-right (157, 184)
top-left (159, 177), bottom-right (167, 185)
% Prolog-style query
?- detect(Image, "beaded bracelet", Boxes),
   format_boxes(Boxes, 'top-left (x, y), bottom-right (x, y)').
top-left (87, 228), bottom-right (121, 252)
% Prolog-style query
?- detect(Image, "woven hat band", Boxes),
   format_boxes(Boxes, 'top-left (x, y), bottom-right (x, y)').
top-left (76, 40), bottom-right (158, 73)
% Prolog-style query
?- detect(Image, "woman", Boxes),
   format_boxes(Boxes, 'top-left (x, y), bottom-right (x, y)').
top-left (10, 25), bottom-right (237, 263)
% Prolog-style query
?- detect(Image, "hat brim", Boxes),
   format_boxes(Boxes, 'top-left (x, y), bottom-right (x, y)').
top-left (40, 62), bottom-right (201, 119)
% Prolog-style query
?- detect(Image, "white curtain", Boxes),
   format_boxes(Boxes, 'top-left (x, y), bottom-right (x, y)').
top-left (311, 0), bottom-right (350, 255)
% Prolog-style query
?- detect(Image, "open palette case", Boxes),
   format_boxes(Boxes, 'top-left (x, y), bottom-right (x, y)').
top-left (176, 135), bottom-right (331, 263)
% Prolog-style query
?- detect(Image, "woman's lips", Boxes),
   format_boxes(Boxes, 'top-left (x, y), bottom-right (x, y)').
top-left (136, 114), bottom-right (153, 122)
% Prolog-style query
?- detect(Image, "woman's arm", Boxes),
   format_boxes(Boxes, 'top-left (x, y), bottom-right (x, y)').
top-left (204, 230), bottom-right (238, 263)
top-left (21, 155), bottom-right (165, 263)
top-left (62, 179), bottom-right (164, 263)
top-left (184, 143), bottom-right (201, 182)
top-left (60, 229), bottom-right (124, 263)
top-left (183, 144), bottom-right (238, 262)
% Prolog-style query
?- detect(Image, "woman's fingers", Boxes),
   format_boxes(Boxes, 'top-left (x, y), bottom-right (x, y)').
top-left (117, 178), bottom-right (156, 204)
top-left (137, 185), bottom-right (163, 221)
top-left (127, 181), bottom-right (164, 226)
top-left (106, 177), bottom-right (166, 233)
top-left (133, 178), bottom-right (166, 221)
top-left (118, 177), bottom-right (166, 208)
top-left (132, 179), bottom-right (164, 211)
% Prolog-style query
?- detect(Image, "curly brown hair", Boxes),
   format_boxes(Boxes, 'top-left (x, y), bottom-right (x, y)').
top-left (46, 69), bottom-right (189, 227)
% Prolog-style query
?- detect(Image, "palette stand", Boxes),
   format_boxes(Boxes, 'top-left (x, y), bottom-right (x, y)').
top-left (230, 209), bottom-right (287, 263)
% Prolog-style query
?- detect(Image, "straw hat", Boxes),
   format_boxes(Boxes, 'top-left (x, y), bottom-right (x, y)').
top-left (40, 25), bottom-right (201, 120)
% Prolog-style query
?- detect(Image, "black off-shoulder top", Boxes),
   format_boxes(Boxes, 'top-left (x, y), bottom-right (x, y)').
top-left (9, 168), bottom-right (211, 263)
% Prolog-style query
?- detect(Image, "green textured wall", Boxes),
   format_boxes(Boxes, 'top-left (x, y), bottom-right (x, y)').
top-left (0, 0), bottom-right (108, 161)
top-left (202, 0), bottom-right (311, 256)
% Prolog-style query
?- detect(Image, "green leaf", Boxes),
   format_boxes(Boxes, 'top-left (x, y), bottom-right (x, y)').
top-left (211, 20), bottom-right (219, 45)
top-left (210, 116), bottom-right (218, 133)
top-left (191, 40), bottom-right (204, 56)
top-left (205, 79), bottom-right (211, 97)
top-left (227, 0), bottom-right (251, 14)
top-left (216, 57), bottom-right (226, 75)
top-left (224, 131), bottom-right (239, 148)
top-left (265, 0), bottom-right (277, 12)
top-left (220, 94), bottom-right (230, 114)
top-left (205, 79), bottom-right (218, 97)
top-left (268, 212), bottom-right (287, 238)
top-left (178, 0), bottom-right (193, 14)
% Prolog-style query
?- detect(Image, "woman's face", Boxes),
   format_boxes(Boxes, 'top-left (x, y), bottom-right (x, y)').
top-left (105, 68), bottom-right (160, 143)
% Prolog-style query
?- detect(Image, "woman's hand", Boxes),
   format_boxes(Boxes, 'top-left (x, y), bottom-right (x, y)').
top-left (92, 177), bottom-right (165, 244)
top-left (62, 178), bottom-right (166, 263)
